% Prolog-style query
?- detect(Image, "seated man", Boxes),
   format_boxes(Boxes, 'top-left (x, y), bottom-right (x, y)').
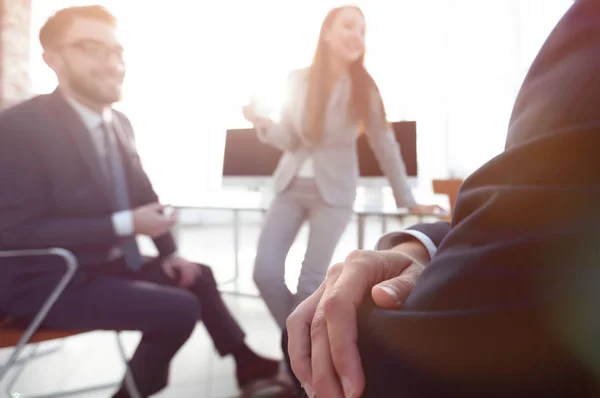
top-left (0, 6), bottom-right (278, 397)
top-left (287, 0), bottom-right (600, 397)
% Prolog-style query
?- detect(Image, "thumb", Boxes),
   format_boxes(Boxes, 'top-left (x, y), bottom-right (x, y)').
top-left (162, 260), bottom-right (176, 279)
top-left (147, 202), bottom-right (163, 211)
top-left (371, 262), bottom-right (424, 309)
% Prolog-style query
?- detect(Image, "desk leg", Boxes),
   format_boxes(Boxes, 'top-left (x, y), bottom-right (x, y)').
top-left (219, 209), bottom-right (261, 299)
top-left (357, 214), bottom-right (365, 250)
top-left (173, 209), bottom-right (182, 246)
top-left (233, 209), bottom-right (240, 285)
top-left (215, 209), bottom-right (240, 287)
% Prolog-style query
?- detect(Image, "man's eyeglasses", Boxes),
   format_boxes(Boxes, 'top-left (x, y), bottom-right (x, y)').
top-left (61, 39), bottom-right (124, 62)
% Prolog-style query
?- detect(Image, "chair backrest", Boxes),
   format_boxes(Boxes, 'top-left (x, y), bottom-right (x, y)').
top-left (432, 179), bottom-right (463, 219)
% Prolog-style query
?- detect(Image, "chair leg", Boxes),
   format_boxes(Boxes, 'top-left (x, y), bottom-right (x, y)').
top-left (3, 339), bottom-right (120, 398)
top-left (0, 331), bottom-right (39, 383)
top-left (11, 339), bottom-right (65, 366)
top-left (2, 333), bottom-right (142, 398)
top-left (0, 249), bottom-right (78, 384)
top-left (4, 344), bottom-right (40, 398)
top-left (115, 331), bottom-right (142, 398)
top-left (10, 382), bottom-right (121, 398)
top-left (3, 341), bottom-right (120, 398)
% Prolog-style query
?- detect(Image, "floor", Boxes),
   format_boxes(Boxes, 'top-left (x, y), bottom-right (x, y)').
top-left (0, 213), bottom-right (429, 398)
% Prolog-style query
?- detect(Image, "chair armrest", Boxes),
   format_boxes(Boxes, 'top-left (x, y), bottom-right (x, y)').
top-left (0, 248), bottom-right (77, 272)
top-left (0, 248), bottom-right (78, 351)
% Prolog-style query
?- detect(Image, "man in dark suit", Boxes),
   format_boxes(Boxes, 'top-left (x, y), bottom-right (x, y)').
top-left (286, 0), bottom-right (600, 397)
top-left (0, 6), bottom-right (278, 397)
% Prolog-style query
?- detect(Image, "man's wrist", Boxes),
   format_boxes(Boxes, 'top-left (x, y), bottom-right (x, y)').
top-left (389, 239), bottom-right (431, 266)
top-left (164, 251), bottom-right (179, 261)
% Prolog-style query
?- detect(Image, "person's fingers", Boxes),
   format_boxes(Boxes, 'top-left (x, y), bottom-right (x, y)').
top-left (146, 202), bottom-right (162, 212)
top-left (286, 280), bottom-right (328, 396)
top-left (162, 260), bottom-right (176, 279)
top-left (321, 251), bottom-right (378, 397)
top-left (311, 307), bottom-right (345, 398)
top-left (311, 263), bottom-right (346, 398)
top-left (180, 266), bottom-right (196, 287)
top-left (324, 250), bottom-right (417, 397)
top-left (371, 261), bottom-right (425, 309)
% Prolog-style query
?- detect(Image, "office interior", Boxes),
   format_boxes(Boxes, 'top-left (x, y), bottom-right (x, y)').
top-left (0, 0), bottom-right (575, 397)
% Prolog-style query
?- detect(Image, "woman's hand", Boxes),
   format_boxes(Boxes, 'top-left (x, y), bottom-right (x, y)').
top-left (242, 103), bottom-right (271, 129)
top-left (408, 204), bottom-right (445, 215)
top-left (242, 103), bottom-right (259, 123)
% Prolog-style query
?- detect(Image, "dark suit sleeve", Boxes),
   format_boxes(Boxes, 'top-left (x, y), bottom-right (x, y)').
top-left (355, 2), bottom-right (600, 396)
top-left (0, 126), bottom-right (119, 248)
top-left (117, 114), bottom-right (177, 257)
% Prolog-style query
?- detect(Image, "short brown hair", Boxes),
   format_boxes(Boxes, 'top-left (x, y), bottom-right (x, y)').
top-left (39, 5), bottom-right (117, 50)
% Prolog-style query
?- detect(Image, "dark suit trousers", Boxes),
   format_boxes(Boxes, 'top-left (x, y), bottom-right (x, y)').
top-left (6, 258), bottom-right (245, 396)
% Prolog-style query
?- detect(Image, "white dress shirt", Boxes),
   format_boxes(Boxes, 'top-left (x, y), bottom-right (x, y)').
top-left (65, 96), bottom-right (134, 237)
top-left (296, 157), bottom-right (315, 177)
top-left (375, 230), bottom-right (438, 259)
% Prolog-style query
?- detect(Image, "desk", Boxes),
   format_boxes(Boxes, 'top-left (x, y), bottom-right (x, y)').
top-left (172, 191), bottom-right (448, 296)
top-left (172, 191), bottom-right (269, 289)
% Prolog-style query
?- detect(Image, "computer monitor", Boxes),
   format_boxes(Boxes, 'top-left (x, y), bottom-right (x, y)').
top-left (357, 121), bottom-right (417, 177)
top-left (221, 121), bottom-right (417, 190)
top-left (221, 127), bottom-right (282, 190)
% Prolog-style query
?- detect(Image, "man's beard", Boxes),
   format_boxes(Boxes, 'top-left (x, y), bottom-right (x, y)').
top-left (64, 63), bottom-right (122, 106)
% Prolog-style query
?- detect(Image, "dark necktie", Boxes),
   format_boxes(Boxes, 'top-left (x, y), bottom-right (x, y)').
top-left (101, 121), bottom-right (143, 271)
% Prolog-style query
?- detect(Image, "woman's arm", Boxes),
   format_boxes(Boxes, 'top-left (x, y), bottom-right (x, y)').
top-left (364, 90), bottom-right (416, 208)
top-left (252, 71), bottom-right (302, 152)
top-left (255, 119), bottom-right (299, 152)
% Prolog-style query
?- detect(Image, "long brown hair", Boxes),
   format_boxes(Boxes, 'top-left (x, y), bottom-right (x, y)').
top-left (304, 6), bottom-right (386, 143)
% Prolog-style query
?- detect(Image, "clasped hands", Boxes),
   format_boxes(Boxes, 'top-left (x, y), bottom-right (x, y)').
top-left (132, 202), bottom-right (200, 287)
top-left (286, 240), bottom-right (430, 398)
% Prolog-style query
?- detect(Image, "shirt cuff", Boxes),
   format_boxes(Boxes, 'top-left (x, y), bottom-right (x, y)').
top-left (112, 210), bottom-right (134, 237)
top-left (375, 230), bottom-right (438, 260)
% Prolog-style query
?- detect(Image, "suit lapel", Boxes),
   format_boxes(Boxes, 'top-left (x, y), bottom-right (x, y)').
top-left (48, 89), bottom-right (113, 203)
top-left (111, 114), bottom-right (135, 159)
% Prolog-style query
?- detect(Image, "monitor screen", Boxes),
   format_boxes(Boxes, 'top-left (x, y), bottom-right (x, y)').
top-left (357, 121), bottom-right (417, 177)
top-left (222, 121), bottom-right (417, 177)
top-left (222, 128), bottom-right (282, 176)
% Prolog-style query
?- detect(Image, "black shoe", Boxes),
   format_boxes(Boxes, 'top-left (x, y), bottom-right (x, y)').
top-left (236, 355), bottom-right (280, 389)
top-left (240, 379), bottom-right (297, 398)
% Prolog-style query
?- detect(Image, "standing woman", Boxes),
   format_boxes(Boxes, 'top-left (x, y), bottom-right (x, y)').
top-left (243, 5), bottom-right (437, 330)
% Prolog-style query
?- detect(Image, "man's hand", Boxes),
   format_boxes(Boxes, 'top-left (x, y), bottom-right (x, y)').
top-left (286, 240), bottom-right (429, 398)
top-left (132, 202), bottom-right (176, 237)
top-left (162, 255), bottom-right (202, 288)
top-left (408, 203), bottom-right (445, 215)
